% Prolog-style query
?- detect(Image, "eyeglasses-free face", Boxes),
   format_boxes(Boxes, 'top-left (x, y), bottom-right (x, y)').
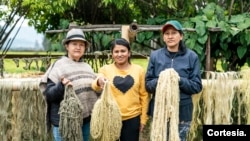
top-left (163, 26), bottom-right (183, 52)
top-left (112, 44), bottom-right (131, 66)
top-left (66, 40), bottom-right (86, 61)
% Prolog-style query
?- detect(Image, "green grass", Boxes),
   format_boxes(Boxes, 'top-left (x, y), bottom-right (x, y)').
top-left (1, 51), bottom-right (62, 75)
top-left (2, 51), bottom-right (149, 75)
top-left (216, 60), bottom-right (250, 72)
top-left (3, 51), bottom-right (63, 55)
top-left (4, 56), bottom-right (250, 75)
top-left (4, 59), bottom-right (41, 73)
top-left (3, 58), bottom-right (149, 75)
top-left (131, 58), bottom-right (149, 70)
top-left (3, 51), bottom-right (250, 73)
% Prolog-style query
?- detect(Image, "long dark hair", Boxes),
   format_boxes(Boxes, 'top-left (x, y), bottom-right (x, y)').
top-left (110, 38), bottom-right (132, 64)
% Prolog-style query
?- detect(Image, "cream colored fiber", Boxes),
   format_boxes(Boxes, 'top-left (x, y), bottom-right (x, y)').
top-left (90, 81), bottom-right (122, 141)
top-left (150, 68), bottom-right (180, 141)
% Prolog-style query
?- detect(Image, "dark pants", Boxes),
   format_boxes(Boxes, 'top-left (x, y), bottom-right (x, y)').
top-left (179, 121), bottom-right (191, 141)
top-left (120, 115), bottom-right (140, 141)
top-left (52, 122), bottom-right (90, 141)
top-left (165, 121), bottom-right (191, 141)
top-left (52, 116), bottom-right (91, 141)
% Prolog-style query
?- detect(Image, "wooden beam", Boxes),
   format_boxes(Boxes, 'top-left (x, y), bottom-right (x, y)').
top-left (45, 24), bottom-right (211, 34)
top-left (3, 53), bottom-right (148, 59)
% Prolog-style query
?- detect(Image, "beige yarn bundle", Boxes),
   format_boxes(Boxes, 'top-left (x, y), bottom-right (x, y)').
top-left (90, 81), bottom-right (122, 141)
top-left (59, 85), bottom-right (84, 141)
top-left (150, 68), bottom-right (180, 141)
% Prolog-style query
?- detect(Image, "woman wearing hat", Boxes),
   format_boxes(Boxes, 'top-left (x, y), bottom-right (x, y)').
top-left (145, 20), bottom-right (203, 141)
top-left (40, 28), bottom-right (99, 141)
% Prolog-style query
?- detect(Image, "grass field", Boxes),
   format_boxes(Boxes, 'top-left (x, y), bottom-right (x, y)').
top-left (4, 58), bottom-right (44, 74)
top-left (2, 58), bottom-right (149, 76)
top-left (2, 51), bottom-right (63, 55)
top-left (4, 50), bottom-right (250, 77)
top-left (2, 50), bottom-right (149, 75)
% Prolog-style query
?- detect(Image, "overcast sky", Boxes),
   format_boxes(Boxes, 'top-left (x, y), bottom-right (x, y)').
top-left (1, 18), bottom-right (44, 51)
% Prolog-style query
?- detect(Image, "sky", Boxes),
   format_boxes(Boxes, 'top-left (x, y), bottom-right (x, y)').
top-left (1, 18), bottom-right (45, 51)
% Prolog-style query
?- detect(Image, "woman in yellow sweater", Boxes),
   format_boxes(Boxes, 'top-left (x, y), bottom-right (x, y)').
top-left (91, 38), bottom-right (149, 141)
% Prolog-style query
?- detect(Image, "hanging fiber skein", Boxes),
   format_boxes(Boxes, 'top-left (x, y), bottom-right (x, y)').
top-left (90, 80), bottom-right (122, 141)
top-left (150, 68), bottom-right (180, 141)
top-left (59, 85), bottom-right (84, 141)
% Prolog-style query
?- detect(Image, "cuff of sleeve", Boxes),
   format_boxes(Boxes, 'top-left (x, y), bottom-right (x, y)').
top-left (140, 115), bottom-right (149, 125)
top-left (92, 77), bottom-right (102, 92)
top-left (179, 77), bottom-right (183, 85)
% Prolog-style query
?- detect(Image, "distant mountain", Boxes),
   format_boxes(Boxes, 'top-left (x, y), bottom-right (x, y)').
top-left (3, 25), bottom-right (45, 51)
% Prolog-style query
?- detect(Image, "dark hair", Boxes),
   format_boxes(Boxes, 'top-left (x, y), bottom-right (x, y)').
top-left (110, 38), bottom-right (132, 63)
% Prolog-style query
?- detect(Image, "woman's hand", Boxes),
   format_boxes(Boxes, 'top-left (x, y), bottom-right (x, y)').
top-left (61, 77), bottom-right (72, 86)
top-left (140, 124), bottom-right (145, 132)
top-left (97, 77), bottom-right (107, 89)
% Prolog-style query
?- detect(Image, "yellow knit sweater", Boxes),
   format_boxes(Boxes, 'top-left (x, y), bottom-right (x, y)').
top-left (92, 63), bottom-right (149, 125)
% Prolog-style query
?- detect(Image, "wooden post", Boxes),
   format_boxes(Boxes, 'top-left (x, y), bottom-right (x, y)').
top-left (121, 25), bottom-right (130, 43)
top-left (205, 34), bottom-right (211, 78)
top-left (121, 21), bottom-right (138, 43)
top-left (205, 27), bottom-right (221, 78)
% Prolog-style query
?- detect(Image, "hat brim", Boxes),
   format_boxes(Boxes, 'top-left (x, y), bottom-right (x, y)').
top-left (62, 37), bottom-right (91, 48)
top-left (162, 23), bottom-right (179, 33)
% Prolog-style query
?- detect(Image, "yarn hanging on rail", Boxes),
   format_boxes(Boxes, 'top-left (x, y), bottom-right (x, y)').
top-left (0, 80), bottom-right (12, 140)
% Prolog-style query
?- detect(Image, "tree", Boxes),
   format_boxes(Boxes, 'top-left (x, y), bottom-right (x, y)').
top-left (0, 0), bottom-right (77, 77)
top-left (0, 0), bottom-right (78, 51)
top-left (25, 0), bottom-right (250, 72)
top-left (0, 1), bottom-right (27, 53)
top-left (1, 0), bottom-right (250, 73)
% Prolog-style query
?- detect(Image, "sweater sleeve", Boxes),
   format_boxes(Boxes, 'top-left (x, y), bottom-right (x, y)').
top-left (91, 76), bottom-right (103, 93)
top-left (139, 68), bottom-right (150, 125)
top-left (179, 55), bottom-right (203, 94)
top-left (44, 78), bottom-right (65, 102)
top-left (145, 52), bottom-right (158, 95)
top-left (91, 67), bottom-right (106, 93)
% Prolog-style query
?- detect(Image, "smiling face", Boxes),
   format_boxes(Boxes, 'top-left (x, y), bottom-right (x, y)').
top-left (65, 40), bottom-right (86, 61)
top-left (163, 26), bottom-right (183, 52)
top-left (112, 44), bottom-right (131, 66)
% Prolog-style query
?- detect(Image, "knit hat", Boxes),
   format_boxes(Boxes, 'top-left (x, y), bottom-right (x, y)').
top-left (162, 20), bottom-right (183, 33)
top-left (62, 28), bottom-right (90, 48)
